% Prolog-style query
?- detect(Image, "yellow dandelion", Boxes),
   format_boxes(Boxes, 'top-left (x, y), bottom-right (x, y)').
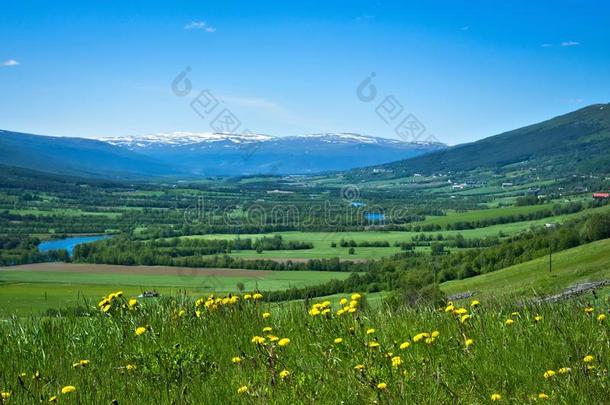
top-left (126, 364), bottom-right (136, 371)
top-left (412, 332), bottom-right (430, 342)
top-left (339, 298), bottom-right (348, 305)
top-left (262, 326), bottom-right (273, 333)
top-left (584, 307), bottom-right (594, 314)
top-left (252, 293), bottom-right (263, 300)
top-left (268, 335), bottom-right (279, 342)
top-left (557, 367), bottom-right (571, 374)
top-left (377, 382), bottom-right (387, 390)
top-left (470, 300), bottom-right (480, 308)
top-left (465, 338), bottom-right (474, 347)
top-left (583, 355), bottom-right (594, 363)
top-left (490, 393), bottom-right (502, 401)
top-left (128, 298), bottom-right (138, 309)
top-left (505, 319), bottom-right (514, 326)
top-left (543, 370), bottom-right (556, 379)
top-left (368, 341), bottom-right (380, 348)
top-left (391, 356), bottom-right (402, 368)
top-left (534, 315), bottom-right (543, 322)
top-left (460, 314), bottom-right (471, 323)
top-left (354, 364), bottom-right (366, 371)
top-left (61, 386), bottom-right (76, 395)
top-left (251, 336), bottom-right (266, 345)
top-left (366, 328), bottom-right (375, 335)
top-left (279, 369), bottom-right (290, 379)
top-left (399, 341), bottom-right (410, 350)
top-left (262, 312), bottom-right (271, 319)
top-left (135, 326), bottom-right (147, 336)
top-left (278, 338), bottom-right (291, 347)
top-left (237, 385), bottom-right (248, 394)
top-left (431, 330), bottom-right (440, 338)
top-left (444, 304), bottom-right (455, 312)
top-left (538, 393), bottom-right (549, 400)
top-left (597, 314), bottom-right (606, 322)
top-left (231, 356), bottom-right (242, 364)
top-left (1, 392), bottom-right (11, 401)
top-left (49, 395), bottom-right (58, 403)
top-left (351, 293), bottom-right (362, 300)
top-left (334, 338), bottom-right (343, 344)
top-left (511, 311), bottom-right (519, 316)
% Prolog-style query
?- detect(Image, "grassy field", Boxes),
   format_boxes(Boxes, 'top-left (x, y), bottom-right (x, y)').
top-left (0, 264), bottom-right (351, 316)
top-left (442, 238), bottom-right (610, 299)
top-left (0, 292), bottom-right (607, 403)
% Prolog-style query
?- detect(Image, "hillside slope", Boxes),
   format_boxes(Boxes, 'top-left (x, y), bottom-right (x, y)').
top-left (441, 238), bottom-right (610, 298)
top-left (354, 103), bottom-right (610, 178)
top-left (0, 130), bottom-right (176, 179)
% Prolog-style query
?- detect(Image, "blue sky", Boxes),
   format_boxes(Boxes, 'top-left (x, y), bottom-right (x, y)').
top-left (0, 0), bottom-right (609, 145)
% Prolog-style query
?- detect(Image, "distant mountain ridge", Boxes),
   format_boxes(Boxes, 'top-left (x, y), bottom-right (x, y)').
top-left (0, 130), bottom-right (444, 178)
top-left (352, 103), bottom-right (610, 178)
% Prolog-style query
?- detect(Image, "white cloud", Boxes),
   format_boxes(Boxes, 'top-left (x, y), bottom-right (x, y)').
top-left (1, 59), bottom-right (19, 67)
top-left (561, 41), bottom-right (580, 47)
top-left (185, 21), bottom-right (216, 32)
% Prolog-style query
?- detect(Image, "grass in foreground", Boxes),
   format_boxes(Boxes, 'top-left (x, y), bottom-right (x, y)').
top-left (0, 292), bottom-right (608, 403)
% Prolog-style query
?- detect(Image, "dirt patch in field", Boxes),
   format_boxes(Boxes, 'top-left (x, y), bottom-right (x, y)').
top-left (0, 263), bottom-right (270, 278)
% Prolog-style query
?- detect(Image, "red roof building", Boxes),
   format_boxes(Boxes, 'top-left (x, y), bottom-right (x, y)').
top-left (592, 193), bottom-right (610, 199)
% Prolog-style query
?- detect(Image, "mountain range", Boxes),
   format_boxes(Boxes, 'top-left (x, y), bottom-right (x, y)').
top-left (0, 131), bottom-right (444, 178)
top-left (1, 103), bottom-right (609, 179)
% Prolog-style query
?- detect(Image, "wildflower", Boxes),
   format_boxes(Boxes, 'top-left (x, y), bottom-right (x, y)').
top-left (366, 328), bottom-right (375, 335)
top-left (505, 319), bottom-right (514, 326)
top-left (237, 385), bottom-right (248, 394)
top-left (445, 304), bottom-right (455, 312)
top-left (377, 382), bottom-right (387, 390)
top-left (534, 315), bottom-right (543, 322)
top-left (368, 341), bottom-right (380, 348)
top-left (135, 326), bottom-right (147, 336)
top-left (460, 314), bottom-right (471, 323)
top-left (351, 293), bottom-right (362, 301)
top-left (465, 338), bottom-right (474, 347)
top-left (583, 355), bottom-right (594, 363)
top-left (279, 369), bottom-right (290, 379)
top-left (128, 299), bottom-right (138, 309)
top-left (354, 364), bottom-right (366, 371)
top-left (340, 298), bottom-right (348, 305)
top-left (262, 312), bottom-right (271, 319)
top-left (431, 330), bottom-right (440, 338)
top-left (399, 341), bottom-right (410, 350)
top-left (538, 393), bottom-right (549, 400)
top-left (470, 300), bottom-right (480, 308)
top-left (391, 356), bottom-right (402, 368)
top-left (584, 307), bottom-right (594, 314)
top-left (244, 294), bottom-right (252, 300)
top-left (178, 309), bottom-right (186, 317)
top-left (1, 392), bottom-right (11, 401)
top-left (278, 338), bottom-right (290, 347)
top-left (32, 371), bottom-right (40, 380)
top-left (490, 393), bottom-right (502, 401)
top-left (557, 367), bottom-right (571, 374)
top-left (231, 356), bottom-right (242, 364)
top-left (543, 370), bottom-right (556, 379)
top-left (252, 293), bottom-right (263, 300)
top-left (511, 312), bottom-right (519, 317)
top-left (61, 386), bottom-right (76, 395)
top-left (425, 337), bottom-right (435, 344)
top-left (126, 364), bottom-right (136, 371)
top-left (72, 359), bottom-right (89, 368)
top-left (334, 338), bottom-right (343, 344)
top-left (454, 307), bottom-right (468, 315)
top-left (268, 335), bottom-right (279, 342)
top-left (347, 307), bottom-right (357, 313)
top-left (101, 304), bottom-right (111, 313)
top-left (309, 307), bottom-right (321, 316)
top-left (251, 336), bottom-right (266, 345)
top-left (262, 326), bottom-right (273, 333)
top-left (412, 333), bottom-right (430, 342)
top-left (597, 314), bottom-right (607, 322)
top-left (49, 396), bottom-right (58, 403)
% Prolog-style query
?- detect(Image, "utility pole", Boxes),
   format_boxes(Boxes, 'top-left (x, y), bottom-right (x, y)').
top-left (549, 240), bottom-right (552, 273)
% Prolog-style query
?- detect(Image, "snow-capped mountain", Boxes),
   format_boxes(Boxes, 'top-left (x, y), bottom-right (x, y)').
top-left (96, 132), bottom-right (446, 175)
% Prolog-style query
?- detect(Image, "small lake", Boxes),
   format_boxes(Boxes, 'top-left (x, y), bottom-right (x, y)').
top-left (38, 235), bottom-right (111, 257)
